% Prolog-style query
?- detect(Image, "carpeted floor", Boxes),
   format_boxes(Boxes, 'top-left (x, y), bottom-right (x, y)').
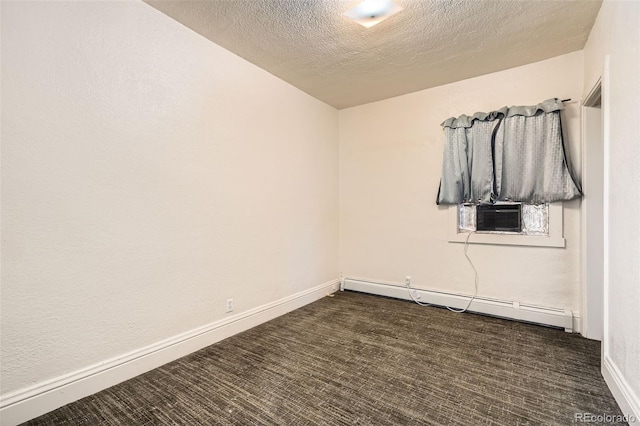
top-left (25, 291), bottom-right (625, 425)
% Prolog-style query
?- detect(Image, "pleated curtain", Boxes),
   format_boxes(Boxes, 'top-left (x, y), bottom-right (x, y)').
top-left (437, 98), bottom-right (582, 205)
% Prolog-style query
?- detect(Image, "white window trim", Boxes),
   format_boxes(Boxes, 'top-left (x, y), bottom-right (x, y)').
top-left (447, 202), bottom-right (565, 248)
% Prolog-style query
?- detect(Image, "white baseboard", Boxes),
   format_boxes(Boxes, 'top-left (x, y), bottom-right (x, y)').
top-left (602, 355), bottom-right (640, 423)
top-left (0, 279), bottom-right (339, 426)
top-left (342, 277), bottom-right (574, 331)
top-left (573, 312), bottom-right (582, 335)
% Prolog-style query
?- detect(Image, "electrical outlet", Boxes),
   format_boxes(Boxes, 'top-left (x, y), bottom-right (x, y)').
top-left (226, 298), bottom-right (234, 313)
top-left (405, 276), bottom-right (412, 286)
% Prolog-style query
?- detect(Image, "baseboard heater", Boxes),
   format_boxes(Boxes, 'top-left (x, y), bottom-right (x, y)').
top-left (342, 278), bottom-right (574, 332)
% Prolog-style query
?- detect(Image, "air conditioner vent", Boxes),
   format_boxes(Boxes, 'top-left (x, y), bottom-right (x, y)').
top-left (477, 204), bottom-right (521, 232)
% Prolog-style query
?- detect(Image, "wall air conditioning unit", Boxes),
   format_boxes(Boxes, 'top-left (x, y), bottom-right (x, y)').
top-left (476, 203), bottom-right (522, 233)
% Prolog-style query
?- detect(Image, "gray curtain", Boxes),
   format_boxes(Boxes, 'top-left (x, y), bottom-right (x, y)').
top-left (437, 98), bottom-right (581, 205)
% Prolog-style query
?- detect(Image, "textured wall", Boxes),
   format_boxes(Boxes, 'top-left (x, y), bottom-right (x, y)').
top-left (1, 1), bottom-right (338, 395)
top-left (339, 52), bottom-right (583, 311)
top-left (583, 0), bottom-right (640, 404)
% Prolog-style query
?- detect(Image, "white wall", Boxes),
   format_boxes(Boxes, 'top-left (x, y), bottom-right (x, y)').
top-left (583, 0), bottom-right (640, 415)
top-left (339, 52), bottom-right (583, 311)
top-left (1, 0), bottom-right (338, 397)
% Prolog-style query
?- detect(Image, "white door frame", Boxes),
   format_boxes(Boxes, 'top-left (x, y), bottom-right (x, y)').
top-left (580, 57), bottom-right (610, 346)
top-left (581, 79), bottom-right (603, 341)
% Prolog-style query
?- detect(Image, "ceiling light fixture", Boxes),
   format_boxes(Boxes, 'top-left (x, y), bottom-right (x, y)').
top-left (343, 0), bottom-right (403, 28)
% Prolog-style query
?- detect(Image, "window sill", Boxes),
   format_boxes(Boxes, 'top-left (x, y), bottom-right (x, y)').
top-left (447, 203), bottom-right (565, 248)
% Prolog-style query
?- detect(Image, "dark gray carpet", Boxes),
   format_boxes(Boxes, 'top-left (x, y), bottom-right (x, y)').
top-left (25, 291), bottom-right (625, 425)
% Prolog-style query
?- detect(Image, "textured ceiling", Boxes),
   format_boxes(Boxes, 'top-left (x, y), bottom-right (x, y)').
top-left (145, 0), bottom-right (602, 109)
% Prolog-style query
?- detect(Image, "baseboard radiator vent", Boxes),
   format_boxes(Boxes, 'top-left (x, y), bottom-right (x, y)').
top-left (342, 278), bottom-right (574, 332)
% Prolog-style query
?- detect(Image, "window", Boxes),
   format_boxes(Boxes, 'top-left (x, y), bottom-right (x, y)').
top-left (448, 203), bottom-right (564, 247)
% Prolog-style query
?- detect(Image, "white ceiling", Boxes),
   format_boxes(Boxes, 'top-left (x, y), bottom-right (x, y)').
top-left (145, 0), bottom-right (602, 109)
